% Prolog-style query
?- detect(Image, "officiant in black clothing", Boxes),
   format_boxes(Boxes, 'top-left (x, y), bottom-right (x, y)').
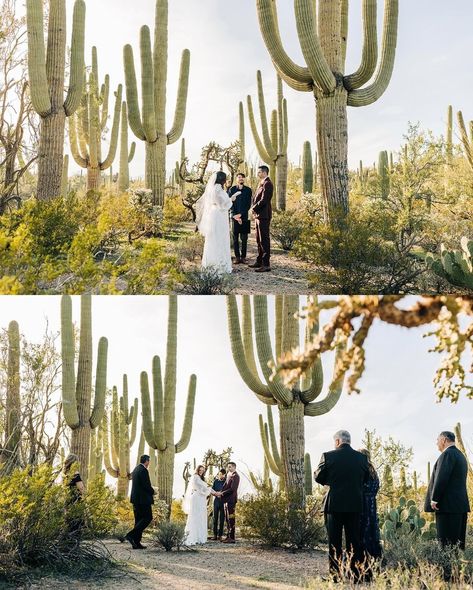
top-left (125, 454), bottom-right (156, 550)
top-left (228, 173), bottom-right (252, 264)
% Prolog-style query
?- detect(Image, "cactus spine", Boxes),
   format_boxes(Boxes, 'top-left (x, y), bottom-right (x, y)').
top-left (1, 321), bottom-right (21, 472)
top-left (247, 72), bottom-right (288, 210)
top-left (256, 0), bottom-right (399, 224)
top-left (426, 237), bottom-right (473, 291)
top-left (124, 0), bottom-right (190, 206)
top-left (103, 376), bottom-right (138, 498)
top-left (61, 295), bottom-right (108, 484)
top-left (69, 48), bottom-right (122, 191)
top-left (302, 140), bottom-right (314, 193)
top-left (140, 296), bottom-right (197, 512)
top-left (378, 150), bottom-right (390, 199)
top-left (26, 0), bottom-right (85, 200)
top-left (227, 295), bottom-right (346, 507)
top-left (118, 102), bottom-right (136, 192)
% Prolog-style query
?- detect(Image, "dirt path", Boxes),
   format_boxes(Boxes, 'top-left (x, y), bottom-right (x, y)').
top-left (30, 539), bottom-right (328, 590)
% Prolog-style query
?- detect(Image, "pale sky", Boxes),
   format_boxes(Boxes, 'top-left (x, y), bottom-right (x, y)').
top-left (44, 0), bottom-right (473, 179)
top-left (1, 295), bottom-right (472, 498)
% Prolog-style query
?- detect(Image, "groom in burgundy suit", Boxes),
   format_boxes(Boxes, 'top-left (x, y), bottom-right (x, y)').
top-left (249, 165), bottom-right (273, 272)
top-left (220, 462), bottom-right (240, 543)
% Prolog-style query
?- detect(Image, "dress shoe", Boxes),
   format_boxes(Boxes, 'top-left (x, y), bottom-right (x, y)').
top-left (217, 536), bottom-right (223, 541)
top-left (222, 538), bottom-right (236, 544)
top-left (254, 266), bottom-right (271, 272)
top-left (208, 536), bottom-right (218, 541)
top-left (124, 534), bottom-right (138, 549)
top-left (135, 543), bottom-right (147, 550)
top-left (240, 258), bottom-right (248, 264)
top-left (248, 262), bottom-right (261, 268)
top-left (233, 257), bottom-right (242, 264)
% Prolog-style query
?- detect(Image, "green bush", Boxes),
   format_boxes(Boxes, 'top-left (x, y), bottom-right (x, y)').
top-left (151, 521), bottom-right (187, 552)
top-left (270, 210), bottom-right (306, 251)
top-left (174, 232), bottom-right (205, 262)
top-left (180, 266), bottom-right (234, 295)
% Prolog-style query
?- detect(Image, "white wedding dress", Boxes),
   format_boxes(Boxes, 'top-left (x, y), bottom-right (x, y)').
top-left (196, 173), bottom-right (233, 275)
top-left (183, 474), bottom-right (211, 545)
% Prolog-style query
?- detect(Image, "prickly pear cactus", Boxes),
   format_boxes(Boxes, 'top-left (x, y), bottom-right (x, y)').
top-left (380, 497), bottom-right (436, 542)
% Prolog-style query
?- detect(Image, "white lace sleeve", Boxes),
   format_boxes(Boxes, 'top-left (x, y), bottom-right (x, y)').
top-left (214, 186), bottom-right (233, 211)
top-left (192, 475), bottom-right (211, 497)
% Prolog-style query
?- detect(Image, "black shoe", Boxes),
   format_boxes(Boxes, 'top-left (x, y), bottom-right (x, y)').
top-left (135, 543), bottom-right (147, 549)
top-left (254, 266), bottom-right (271, 273)
top-left (248, 262), bottom-right (261, 268)
top-left (125, 534), bottom-right (138, 549)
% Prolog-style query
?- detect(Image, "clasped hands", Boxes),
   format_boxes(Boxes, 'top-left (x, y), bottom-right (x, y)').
top-left (212, 491), bottom-right (223, 497)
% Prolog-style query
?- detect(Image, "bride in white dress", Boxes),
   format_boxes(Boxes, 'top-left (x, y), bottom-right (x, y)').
top-left (182, 465), bottom-right (219, 545)
top-left (195, 171), bottom-right (240, 275)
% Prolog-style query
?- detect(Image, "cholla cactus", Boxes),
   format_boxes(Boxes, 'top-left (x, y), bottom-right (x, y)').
top-left (26, 0), bottom-right (85, 200)
top-left (140, 296), bottom-right (197, 512)
top-left (124, 0), bottom-right (190, 206)
top-left (128, 188), bottom-right (164, 236)
top-left (247, 72), bottom-right (288, 210)
top-left (118, 102), bottom-right (136, 192)
top-left (0, 321), bottom-right (21, 473)
top-left (255, 0), bottom-right (399, 225)
top-left (61, 295), bottom-right (108, 484)
top-left (69, 47), bottom-right (122, 191)
top-left (227, 295), bottom-right (346, 507)
top-left (426, 237), bottom-right (473, 292)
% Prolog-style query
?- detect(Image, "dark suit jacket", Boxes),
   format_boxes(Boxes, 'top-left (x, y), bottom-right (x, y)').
top-left (229, 185), bottom-right (252, 234)
top-left (315, 444), bottom-right (369, 513)
top-left (130, 463), bottom-right (155, 506)
top-left (252, 177), bottom-right (273, 220)
top-left (221, 471), bottom-right (240, 504)
top-left (424, 446), bottom-right (470, 513)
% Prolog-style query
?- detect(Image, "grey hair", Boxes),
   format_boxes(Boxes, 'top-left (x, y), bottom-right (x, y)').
top-left (439, 431), bottom-right (455, 443)
top-left (334, 430), bottom-right (351, 444)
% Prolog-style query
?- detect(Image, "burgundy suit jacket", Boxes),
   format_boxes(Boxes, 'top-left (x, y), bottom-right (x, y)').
top-left (221, 471), bottom-right (240, 504)
top-left (252, 177), bottom-right (273, 220)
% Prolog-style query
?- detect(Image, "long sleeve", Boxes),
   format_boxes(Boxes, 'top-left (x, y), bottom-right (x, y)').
top-left (139, 466), bottom-right (155, 496)
top-left (431, 451), bottom-right (455, 503)
top-left (214, 186), bottom-right (233, 211)
top-left (252, 181), bottom-right (273, 212)
top-left (221, 473), bottom-right (239, 497)
top-left (314, 453), bottom-right (329, 486)
top-left (192, 475), bottom-right (211, 497)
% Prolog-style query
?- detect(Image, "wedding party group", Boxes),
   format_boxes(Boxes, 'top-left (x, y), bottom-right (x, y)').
top-left (196, 166), bottom-right (273, 275)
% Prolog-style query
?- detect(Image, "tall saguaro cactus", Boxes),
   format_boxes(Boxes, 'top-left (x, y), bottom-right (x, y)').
top-left (227, 295), bottom-right (346, 506)
top-left (248, 72), bottom-right (288, 210)
top-left (103, 376), bottom-right (138, 498)
top-left (378, 150), bottom-right (390, 199)
top-left (124, 0), bottom-right (190, 206)
top-left (140, 296), bottom-right (197, 512)
top-left (118, 102), bottom-right (136, 192)
top-left (302, 140), bottom-right (314, 193)
top-left (256, 0), bottom-right (399, 224)
top-left (1, 321), bottom-right (21, 472)
top-left (69, 47), bottom-right (122, 191)
top-left (26, 0), bottom-right (85, 200)
top-left (61, 295), bottom-right (108, 484)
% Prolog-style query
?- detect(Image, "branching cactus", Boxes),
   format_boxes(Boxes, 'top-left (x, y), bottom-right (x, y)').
top-left (302, 140), bottom-right (314, 193)
top-left (258, 406), bottom-right (284, 491)
top-left (1, 321), bottom-right (21, 473)
top-left (247, 72), bottom-right (288, 210)
top-left (457, 110), bottom-right (473, 172)
top-left (118, 102), bottom-right (136, 192)
top-left (227, 295), bottom-right (346, 507)
top-left (378, 150), bottom-right (390, 199)
top-left (69, 47), bottom-right (122, 191)
top-left (124, 0), bottom-right (190, 206)
top-left (426, 237), bottom-right (473, 292)
top-left (61, 295), bottom-right (108, 484)
top-left (26, 0), bottom-right (85, 201)
top-left (103, 375), bottom-right (138, 498)
top-left (256, 0), bottom-right (399, 225)
top-left (140, 296), bottom-right (197, 513)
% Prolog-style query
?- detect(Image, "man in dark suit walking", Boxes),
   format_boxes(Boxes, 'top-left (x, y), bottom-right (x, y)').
top-left (125, 454), bottom-right (156, 549)
top-left (228, 173), bottom-right (252, 264)
top-left (315, 430), bottom-right (369, 581)
top-left (424, 431), bottom-right (470, 550)
top-left (249, 165), bottom-right (273, 272)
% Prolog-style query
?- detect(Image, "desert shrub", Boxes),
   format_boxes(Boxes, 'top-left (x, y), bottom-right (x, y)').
top-left (163, 194), bottom-right (191, 232)
top-left (270, 210), bottom-right (306, 251)
top-left (151, 521), bottom-right (187, 551)
top-left (240, 490), bottom-right (325, 550)
top-left (174, 232), bottom-right (205, 262)
top-left (171, 499), bottom-right (187, 523)
top-left (84, 475), bottom-right (118, 538)
top-left (179, 266), bottom-right (234, 295)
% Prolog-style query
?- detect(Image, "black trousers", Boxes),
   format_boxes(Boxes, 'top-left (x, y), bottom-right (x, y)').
top-left (213, 501), bottom-right (225, 537)
top-left (224, 501), bottom-right (237, 540)
top-left (436, 513), bottom-right (468, 550)
top-left (325, 512), bottom-right (363, 580)
top-left (128, 504), bottom-right (153, 544)
top-left (255, 218), bottom-right (271, 266)
top-left (232, 224), bottom-right (249, 259)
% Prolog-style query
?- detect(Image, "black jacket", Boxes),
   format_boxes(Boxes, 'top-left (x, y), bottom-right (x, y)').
top-left (315, 444), bottom-right (369, 513)
top-left (130, 463), bottom-right (155, 506)
top-left (230, 185), bottom-right (252, 224)
top-left (424, 446), bottom-right (470, 513)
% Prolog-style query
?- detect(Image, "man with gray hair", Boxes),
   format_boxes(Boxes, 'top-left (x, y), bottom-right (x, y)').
top-left (424, 431), bottom-right (470, 551)
top-left (315, 430), bottom-right (369, 582)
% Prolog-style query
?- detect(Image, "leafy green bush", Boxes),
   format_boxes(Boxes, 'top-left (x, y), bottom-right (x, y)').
top-left (151, 521), bottom-right (187, 551)
top-left (270, 210), bottom-right (306, 251)
top-left (180, 266), bottom-right (234, 295)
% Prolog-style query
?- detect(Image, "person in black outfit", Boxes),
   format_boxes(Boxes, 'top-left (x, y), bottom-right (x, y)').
top-left (209, 469), bottom-right (227, 540)
top-left (228, 173), bottom-right (252, 264)
top-left (424, 431), bottom-right (470, 551)
top-left (249, 165), bottom-right (273, 272)
top-left (63, 453), bottom-right (85, 537)
top-left (125, 454), bottom-right (156, 550)
top-left (315, 430), bottom-right (369, 582)
top-left (359, 449), bottom-right (382, 566)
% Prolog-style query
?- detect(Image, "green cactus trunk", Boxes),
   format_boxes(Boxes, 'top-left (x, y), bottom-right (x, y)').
top-left (304, 452), bottom-right (313, 496)
top-left (37, 113), bottom-right (66, 200)
top-left (87, 167), bottom-right (101, 191)
top-left (276, 153), bottom-right (288, 211)
top-left (302, 141), bottom-right (314, 193)
top-left (1, 321), bottom-right (21, 473)
top-left (279, 400), bottom-right (305, 504)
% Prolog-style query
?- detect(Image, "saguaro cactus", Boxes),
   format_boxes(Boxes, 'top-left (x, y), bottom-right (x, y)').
top-left (304, 452), bottom-right (313, 496)
top-left (61, 295), bottom-right (108, 484)
top-left (175, 138), bottom-right (186, 198)
top-left (446, 105), bottom-right (453, 165)
top-left (103, 376), bottom-right (138, 498)
top-left (26, 0), bottom-right (85, 200)
top-left (426, 237), bottom-right (473, 291)
top-left (69, 48), bottom-right (122, 191)
top-left (118, 102), bottom-right (136, 192)
top-left (227, 295), bottom-right (346, 507)
top-left (302, 140), bottom-right (314, 193)
top-left (124, 0), bottom-right (190, 206)
top-left (256, 0), bottom-right (399, 224)
top-left (247, 72), bottom-right (288, 210)
top-left (1, 321), bottom-right (21, 472)
top-left (238, 101), bottom-right (246, 173)
top-left (457, 110), bottom-right (473, 172)
top-left (378, 150), bottom-right (390, 199)
top-left (454, 423), bottom-right (473, 488)
top-left (140, 296), bottom-right (197, 512)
